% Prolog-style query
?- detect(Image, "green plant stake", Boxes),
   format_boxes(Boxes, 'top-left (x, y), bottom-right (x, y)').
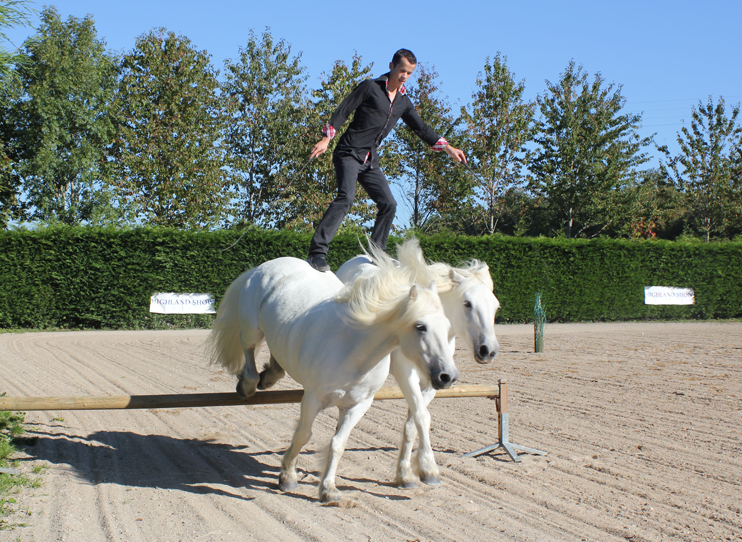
top-left (534, 292), bottom-right (545, 353)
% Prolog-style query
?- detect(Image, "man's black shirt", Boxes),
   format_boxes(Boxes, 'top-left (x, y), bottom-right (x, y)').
top-left (324, 74), bottom-right (443, 166)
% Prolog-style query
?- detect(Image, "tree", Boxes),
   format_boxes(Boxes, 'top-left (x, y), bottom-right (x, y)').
top-left (732, 144), bottom-right (742, 237)
top-left (0, 68), bottom-right (24, 228)
top-left (387, 63), bottom-right (466, 232)
top-left (459, 54), bottom-right (536, 234)
top-left (110, 28), bottom-right (227, 228)
top-left (659, 96), bottom-right (742, 241)
top-left (221, 29), bottom-right (309, 229)
top-left (614, 169), bottom-right (685, 239)
top-left (0, 0), bottom-right (33, 227)
top-left (6, 7), bottom-right (119, 225)
top-left (282, 53), bottom-right (375, 232)
top-left (0, 0), bottom-right (33, 79)
top-left (529, 61), bottom-right (651, 238)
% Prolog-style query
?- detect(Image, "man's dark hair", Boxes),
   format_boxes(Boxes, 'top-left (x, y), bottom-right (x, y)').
top-left (391, 49), bottom-right (417, 67)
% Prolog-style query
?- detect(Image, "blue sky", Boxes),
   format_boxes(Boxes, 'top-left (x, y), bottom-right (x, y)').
top-left (5, 0), bottom-right (741, 225)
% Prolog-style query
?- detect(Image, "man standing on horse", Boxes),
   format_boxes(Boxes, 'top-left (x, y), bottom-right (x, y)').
top-left (307, 49), bottom-right (467, 272)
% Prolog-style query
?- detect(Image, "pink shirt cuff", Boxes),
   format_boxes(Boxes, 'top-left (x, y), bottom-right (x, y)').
top-left (432, 137), bottom-right (449, 151)
top-left (323, 124), bottom-right (336, 139)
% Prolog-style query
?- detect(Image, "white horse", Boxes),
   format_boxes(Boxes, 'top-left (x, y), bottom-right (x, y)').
top-left (207, 251), bottom-right (457, 502)
top-left (336, 239), bottom-right (499, 487)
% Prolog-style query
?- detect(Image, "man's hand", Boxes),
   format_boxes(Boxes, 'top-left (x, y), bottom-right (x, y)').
top-left (444, 145), bottom-right (467, 163)
top-left (311, 137), bottom-right (331, 159)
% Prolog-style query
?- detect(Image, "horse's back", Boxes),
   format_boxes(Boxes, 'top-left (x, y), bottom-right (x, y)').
top-left (240, 257), bottom-right (383, 394)
top-left (240, 257), bottom-right (341, 321)
top-left (336, 255), bottom-right (377, 285)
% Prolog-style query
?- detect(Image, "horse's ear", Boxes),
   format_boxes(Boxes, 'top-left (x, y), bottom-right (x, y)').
top-left (450, 269), bottom-right (465, 284)
top-left (409, 284), bottom-right (419, 299)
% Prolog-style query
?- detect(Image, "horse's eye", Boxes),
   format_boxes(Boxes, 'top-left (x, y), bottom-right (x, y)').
top-left (415, 323), bottom-right (427, 332)
top-left (463, 300), bottom-right (472, 308)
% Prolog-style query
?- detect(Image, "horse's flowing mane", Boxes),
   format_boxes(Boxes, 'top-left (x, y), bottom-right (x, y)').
top-left (335, 242), bottom-right (442, 327)
top-left (396, 238), bottom-right (493, 295)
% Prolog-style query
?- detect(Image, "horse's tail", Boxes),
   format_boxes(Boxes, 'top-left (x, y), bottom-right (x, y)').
top-left (206, 269), bottom-right (255, 375)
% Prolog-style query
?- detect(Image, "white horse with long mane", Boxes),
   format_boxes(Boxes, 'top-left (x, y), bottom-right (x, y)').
top-left (207, 250), bottom-right (457, 502)
top-left (336, 238), bottom-right (499, 487)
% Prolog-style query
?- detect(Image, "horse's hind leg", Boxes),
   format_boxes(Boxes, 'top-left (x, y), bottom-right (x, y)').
top-left (279, 393), bottom-right (322, 493)
top-left (258, 354), bottom-right (285, 390)
top-left (236, 334), bottom-right (263, 398)
top-left (319, 396), bottom-right (374, 503)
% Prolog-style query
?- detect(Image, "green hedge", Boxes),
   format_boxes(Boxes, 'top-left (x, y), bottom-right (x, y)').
top-left (0, 227), bottom-right (364, 330)
top-left (416, 235), bottom-right (742, 322)
top-left (1, 226), bottom-right (740, 329)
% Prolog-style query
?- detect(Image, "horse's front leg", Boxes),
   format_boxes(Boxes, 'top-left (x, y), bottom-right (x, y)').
top-left (392, 359), bottom-right (422, 487)
top-left (411, 387), bottom-right (438, 485)
top-left (319, 396), bottom-right (374, 503)
top-left (279, 393), bottom-right (321, 492)
top-left (396, 408), bottom-right (419, 487)
top-left (391, 352), bottom-right (440, 487)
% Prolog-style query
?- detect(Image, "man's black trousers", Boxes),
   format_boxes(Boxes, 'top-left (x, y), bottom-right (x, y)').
top-left (309, 153), bottom-right (397, 256)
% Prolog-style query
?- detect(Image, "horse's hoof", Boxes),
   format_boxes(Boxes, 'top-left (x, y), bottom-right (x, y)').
top-left (257, 370), bottom-right (275, 390)
top-left (236, 378), bottom-right (257, 398)
top-left (420, 474), bottom-right (442, 486)
top-left (319, 489), bottom-right (342, 503)
top-left (278, 476), bottom-right (299, 492)
top-left (396, 479), bottom-right (419, 489)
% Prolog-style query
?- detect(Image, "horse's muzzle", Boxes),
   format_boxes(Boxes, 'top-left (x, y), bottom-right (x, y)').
top-left (474, 343), bottom-right (499, 364)
top-left (431, 366), bottom-right (459, 390)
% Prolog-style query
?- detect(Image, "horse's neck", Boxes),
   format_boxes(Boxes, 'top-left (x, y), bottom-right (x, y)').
top-left (439, 289), bottom-right (465, 337)
top-left (341, 320), bottom-right (400, 367)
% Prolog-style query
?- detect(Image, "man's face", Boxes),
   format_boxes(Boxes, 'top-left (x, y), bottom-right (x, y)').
top-left (389, 57), bottom-right (416, 87)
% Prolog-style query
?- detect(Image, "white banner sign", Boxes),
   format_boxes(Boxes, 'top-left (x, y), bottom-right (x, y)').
top-left (644, 286), bottom-right (695, 305)
top-left (149, 293), bottom-right (216, 314)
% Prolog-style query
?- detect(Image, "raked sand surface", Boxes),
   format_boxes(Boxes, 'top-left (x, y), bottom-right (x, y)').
top-left (1, 321), bottom-right (740, 541)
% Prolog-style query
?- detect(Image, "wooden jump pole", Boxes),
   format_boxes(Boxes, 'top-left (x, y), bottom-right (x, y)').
top-left (0, 384), bottom-right (498, 411)
top-left (0, 381), bottom-right (546, 462)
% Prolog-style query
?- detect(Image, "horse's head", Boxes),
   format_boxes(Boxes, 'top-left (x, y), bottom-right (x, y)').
top-left (336, 242), bottom-right (458, 389)
top-left (397, 282), bottom-right (458, 390)
top-left (448, 266), bottom-right (500, 364)
top-left (396, 238), bottom-right (499, 365)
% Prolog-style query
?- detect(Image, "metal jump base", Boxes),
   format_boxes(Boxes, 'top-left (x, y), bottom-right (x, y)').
top-left (463, 379), bottom-right (547, 462)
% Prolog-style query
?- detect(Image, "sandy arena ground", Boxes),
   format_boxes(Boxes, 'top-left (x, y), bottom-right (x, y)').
top-left (0, 322), bottom-right (740, 542)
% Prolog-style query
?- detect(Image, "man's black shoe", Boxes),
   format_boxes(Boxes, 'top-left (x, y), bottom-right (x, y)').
top-left (308, 253), bottom-right (331, 272)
